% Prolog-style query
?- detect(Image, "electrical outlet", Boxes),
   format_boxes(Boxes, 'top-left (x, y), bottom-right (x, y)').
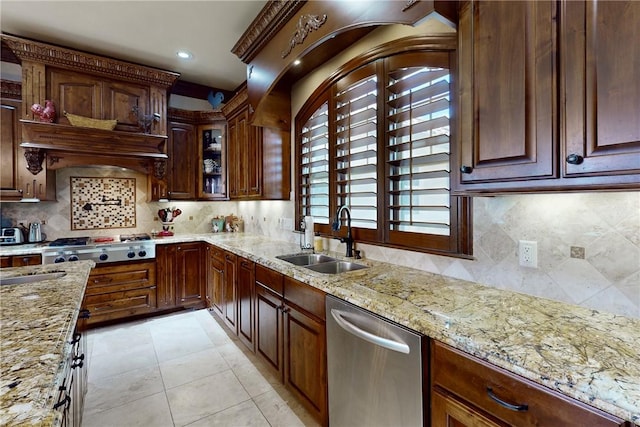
top-left (519, 240), bottom-right (538, 268)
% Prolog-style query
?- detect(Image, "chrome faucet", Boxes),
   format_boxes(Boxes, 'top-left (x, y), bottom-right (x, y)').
top-left (332, 205), bottom-right (354, 258)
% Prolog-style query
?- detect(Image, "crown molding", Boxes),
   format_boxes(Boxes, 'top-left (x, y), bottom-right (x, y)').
top-left (167, 108), bottom-right (225, 123)
top-left (2, 34), bottom-right (180, 88)
top-left (231, 0), bottom-right (305, 64)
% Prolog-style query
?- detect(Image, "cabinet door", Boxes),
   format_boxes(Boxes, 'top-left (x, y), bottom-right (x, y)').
top-left (102, 81), bottom-right (149, 133)
top-left (284, 304), bottom-right (327, 424)
top-left (156, 244), bottom-right (177, 309)
top-left (198, 123), bottom-right (227, 200)
top-left (176, 242), bottom-right (204, 307)
top-left (167, 121), bottom-right (196, 200)
top-left (237, 257), bottom-right (255, 351)
top-left (432, 390), bottom-right (507, 427)
top-left (255, 282), bottom-right (284, 379)
top-left (563, 0), bottom-right (640, 177)
top-left (458, 1), bottom-right (557, 183)
top-left (1, 98), bottom-right (23, 200)
top-left (49, 68), bottom-right (103, 122)
top-left (206, 245), bottom-right (225, 315)
top-left (223, 251), bottom-right (238, 333)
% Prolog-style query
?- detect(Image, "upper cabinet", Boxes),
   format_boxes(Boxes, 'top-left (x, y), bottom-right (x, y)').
top-left (222, 85), bottom-right (290, 200)
top-left (164, 108), bottom-right (228, 201)
top-left (562, 0), bottom-right (640, 178)
top-left (454, 0), bottom-right (640, 194)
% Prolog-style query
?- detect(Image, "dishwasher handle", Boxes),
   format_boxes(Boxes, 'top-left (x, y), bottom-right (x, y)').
top-left (331, 309), bottom-right (410, 354)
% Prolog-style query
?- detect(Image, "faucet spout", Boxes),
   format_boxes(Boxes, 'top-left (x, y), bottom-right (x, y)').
top-left (333, 205), bottom-right (354, 257)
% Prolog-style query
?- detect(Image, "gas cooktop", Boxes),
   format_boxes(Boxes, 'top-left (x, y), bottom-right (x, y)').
top-left (42, 234), bottom-right (155, 264)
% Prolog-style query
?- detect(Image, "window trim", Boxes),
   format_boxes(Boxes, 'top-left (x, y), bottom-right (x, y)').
top-left (294, 34), bottom-right (472, 257)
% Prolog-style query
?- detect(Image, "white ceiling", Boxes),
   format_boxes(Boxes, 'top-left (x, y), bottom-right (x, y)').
top-left (0, 0), bottom-right (267, 91)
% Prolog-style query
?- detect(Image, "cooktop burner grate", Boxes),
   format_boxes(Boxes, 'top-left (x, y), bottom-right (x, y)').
top-left (119, 233), bottom-right (151, 242)
top-left (48, 237), bottom-right (91, 247)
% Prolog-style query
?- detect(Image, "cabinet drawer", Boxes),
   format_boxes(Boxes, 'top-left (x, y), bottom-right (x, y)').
top-left (431, 341), bottom-right (623, 427)
top-left (86, 261), bottom-right (155, 295)
top-left (256, 264), bottom-right (283, 296)
top-left (283, 276), bottom-right (325, 321)
top-left (208, 244), bottom-right (225, 263)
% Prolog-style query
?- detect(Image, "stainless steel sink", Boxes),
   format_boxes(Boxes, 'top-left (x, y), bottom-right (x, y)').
top-left (277, 253), bottom-right (336, 266)
top-left (0, 271), bottom-right (67, 285)
top-left (304, 261), bottom-right (368, 274)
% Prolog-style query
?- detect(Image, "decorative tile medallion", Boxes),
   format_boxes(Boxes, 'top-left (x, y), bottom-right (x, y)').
top-left (71, 177), bottom-right (136, 230)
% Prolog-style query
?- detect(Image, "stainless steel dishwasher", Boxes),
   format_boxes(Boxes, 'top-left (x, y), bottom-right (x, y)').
top-left (326, 295), bottom-right (426, 426)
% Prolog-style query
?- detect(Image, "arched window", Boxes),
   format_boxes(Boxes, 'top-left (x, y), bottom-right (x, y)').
top-left (296, 47), bottom-right (471, 256)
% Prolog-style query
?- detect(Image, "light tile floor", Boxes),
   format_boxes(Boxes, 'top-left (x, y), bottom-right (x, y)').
top-left (82, 309), bottom-right (320, 427)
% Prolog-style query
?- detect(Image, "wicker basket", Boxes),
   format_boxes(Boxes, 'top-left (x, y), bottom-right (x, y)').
top-left (64, 112), bottom-right (117, 130)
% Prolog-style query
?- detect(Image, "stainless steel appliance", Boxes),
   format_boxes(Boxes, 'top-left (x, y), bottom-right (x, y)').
top-left (42, 234), bottom-right (155, 265)
top-left (0, 228), bottom-right (25, 245)
top-left (326, 295), bottom-right (425, 427)
top-left (28, 222), bottom-right (43, 242)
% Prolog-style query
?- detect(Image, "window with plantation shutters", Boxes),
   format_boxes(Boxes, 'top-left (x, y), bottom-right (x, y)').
top-left (295, 48), bottom-right (471, 256)
top-left (334, 65), bottom-right (378, 235)
top-left (299, 100), bottom-right (330, 225)
top-left (386, 53), bottom-right (453, 248)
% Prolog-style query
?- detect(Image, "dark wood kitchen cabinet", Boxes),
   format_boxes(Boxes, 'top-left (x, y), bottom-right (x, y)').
top-left (237, 256), bottom-right (255, 351)
top-left (166, 121), bottom-right (196, 200)
top-left (562, 0), bottom-right (640, 178)
top-left (0, 253), bottom-right (42, 267)
top-left (176, 242), bottom-right (205, 307)
top-left (455, 0), bottom-right (639, 194)
top-left (205, 244), bottom-right (225, 315)
top-left (222, 83), bottom-right (290, 200)
top-left (431, 340), bottom-right (625, 427)
top-left (1, 95), bottom-right (24, 201)
top-left (255, 264), bottom-right (285, 376)
top-left (222, 251), bottom-right (238, 333)
top-left (253, 265), bottom-right (328, 425)
top-left (156, 242), bottom-right (205, 311)
top-left (456, 0), bottom-right (557, 186)
top-left (82, 260), bottom-right (157, 327)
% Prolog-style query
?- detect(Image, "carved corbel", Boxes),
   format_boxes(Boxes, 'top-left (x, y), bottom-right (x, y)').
top-left (153, 159), bottom-right (167, 180)
top-left (23, 148), bottom-right (45, 175)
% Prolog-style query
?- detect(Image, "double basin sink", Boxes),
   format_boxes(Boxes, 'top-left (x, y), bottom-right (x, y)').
top-left (276, 253), bottom-right (367, 274)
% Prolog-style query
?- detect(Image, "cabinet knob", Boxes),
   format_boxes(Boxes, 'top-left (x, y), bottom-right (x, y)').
top-left (566, 154), bottom-right (584, 165)
top-left (460, 165), bottom-right (473, 174)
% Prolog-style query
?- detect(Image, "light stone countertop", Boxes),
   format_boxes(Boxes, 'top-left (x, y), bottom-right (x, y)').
top-left (0, 261), bottom-right (94, 426)
top-left (155, 233), bottom-right (640, 424)
top-left (1, 234), bottom-right (638, 423)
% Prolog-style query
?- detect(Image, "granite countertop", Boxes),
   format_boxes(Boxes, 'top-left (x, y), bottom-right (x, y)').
top-left (155, 233), bottom-right (640, 424)
top-left (0, 261), bottom-right (94, 426)
top-left (1, 234), bottom-right (638, 423)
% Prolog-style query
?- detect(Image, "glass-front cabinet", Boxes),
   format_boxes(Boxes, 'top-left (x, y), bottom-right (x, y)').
top-left (198, 123), bottom-right (227, 200)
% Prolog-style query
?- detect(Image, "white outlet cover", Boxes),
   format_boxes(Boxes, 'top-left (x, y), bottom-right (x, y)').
top-left (519, 240), bottom-right (538, 268)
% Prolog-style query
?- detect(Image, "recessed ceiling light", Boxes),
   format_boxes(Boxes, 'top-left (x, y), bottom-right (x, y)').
top-left (177, 50), bottom-right (193, 60)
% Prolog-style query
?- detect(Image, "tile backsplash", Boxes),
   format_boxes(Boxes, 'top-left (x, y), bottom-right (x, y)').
top-left (1, 167), bottom-right (638, 318)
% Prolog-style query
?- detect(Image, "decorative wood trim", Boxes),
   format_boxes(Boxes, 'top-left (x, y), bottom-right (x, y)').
top-left (167, 108), bottom-right (225, 123)
top-left (1, 79), bottom-right (21, 99)
top-left (231, 0), bottom-right (305, 63)
top-left (2, 34), bottom-right (180, 88)
top-left (23, 148), bottom-right (45, 175)
top-left (153, 159), bottom-right (167, 180)
top-left (221, 85), bottom-right (248, 118)
top-left (402, 0), bottom-right (420, 12)
top-left (281, 14), bottom-right (328, 59)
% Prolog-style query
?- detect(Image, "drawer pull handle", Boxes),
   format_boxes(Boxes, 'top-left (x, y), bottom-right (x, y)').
top-left (486, 387), bottom-right (528, 412)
